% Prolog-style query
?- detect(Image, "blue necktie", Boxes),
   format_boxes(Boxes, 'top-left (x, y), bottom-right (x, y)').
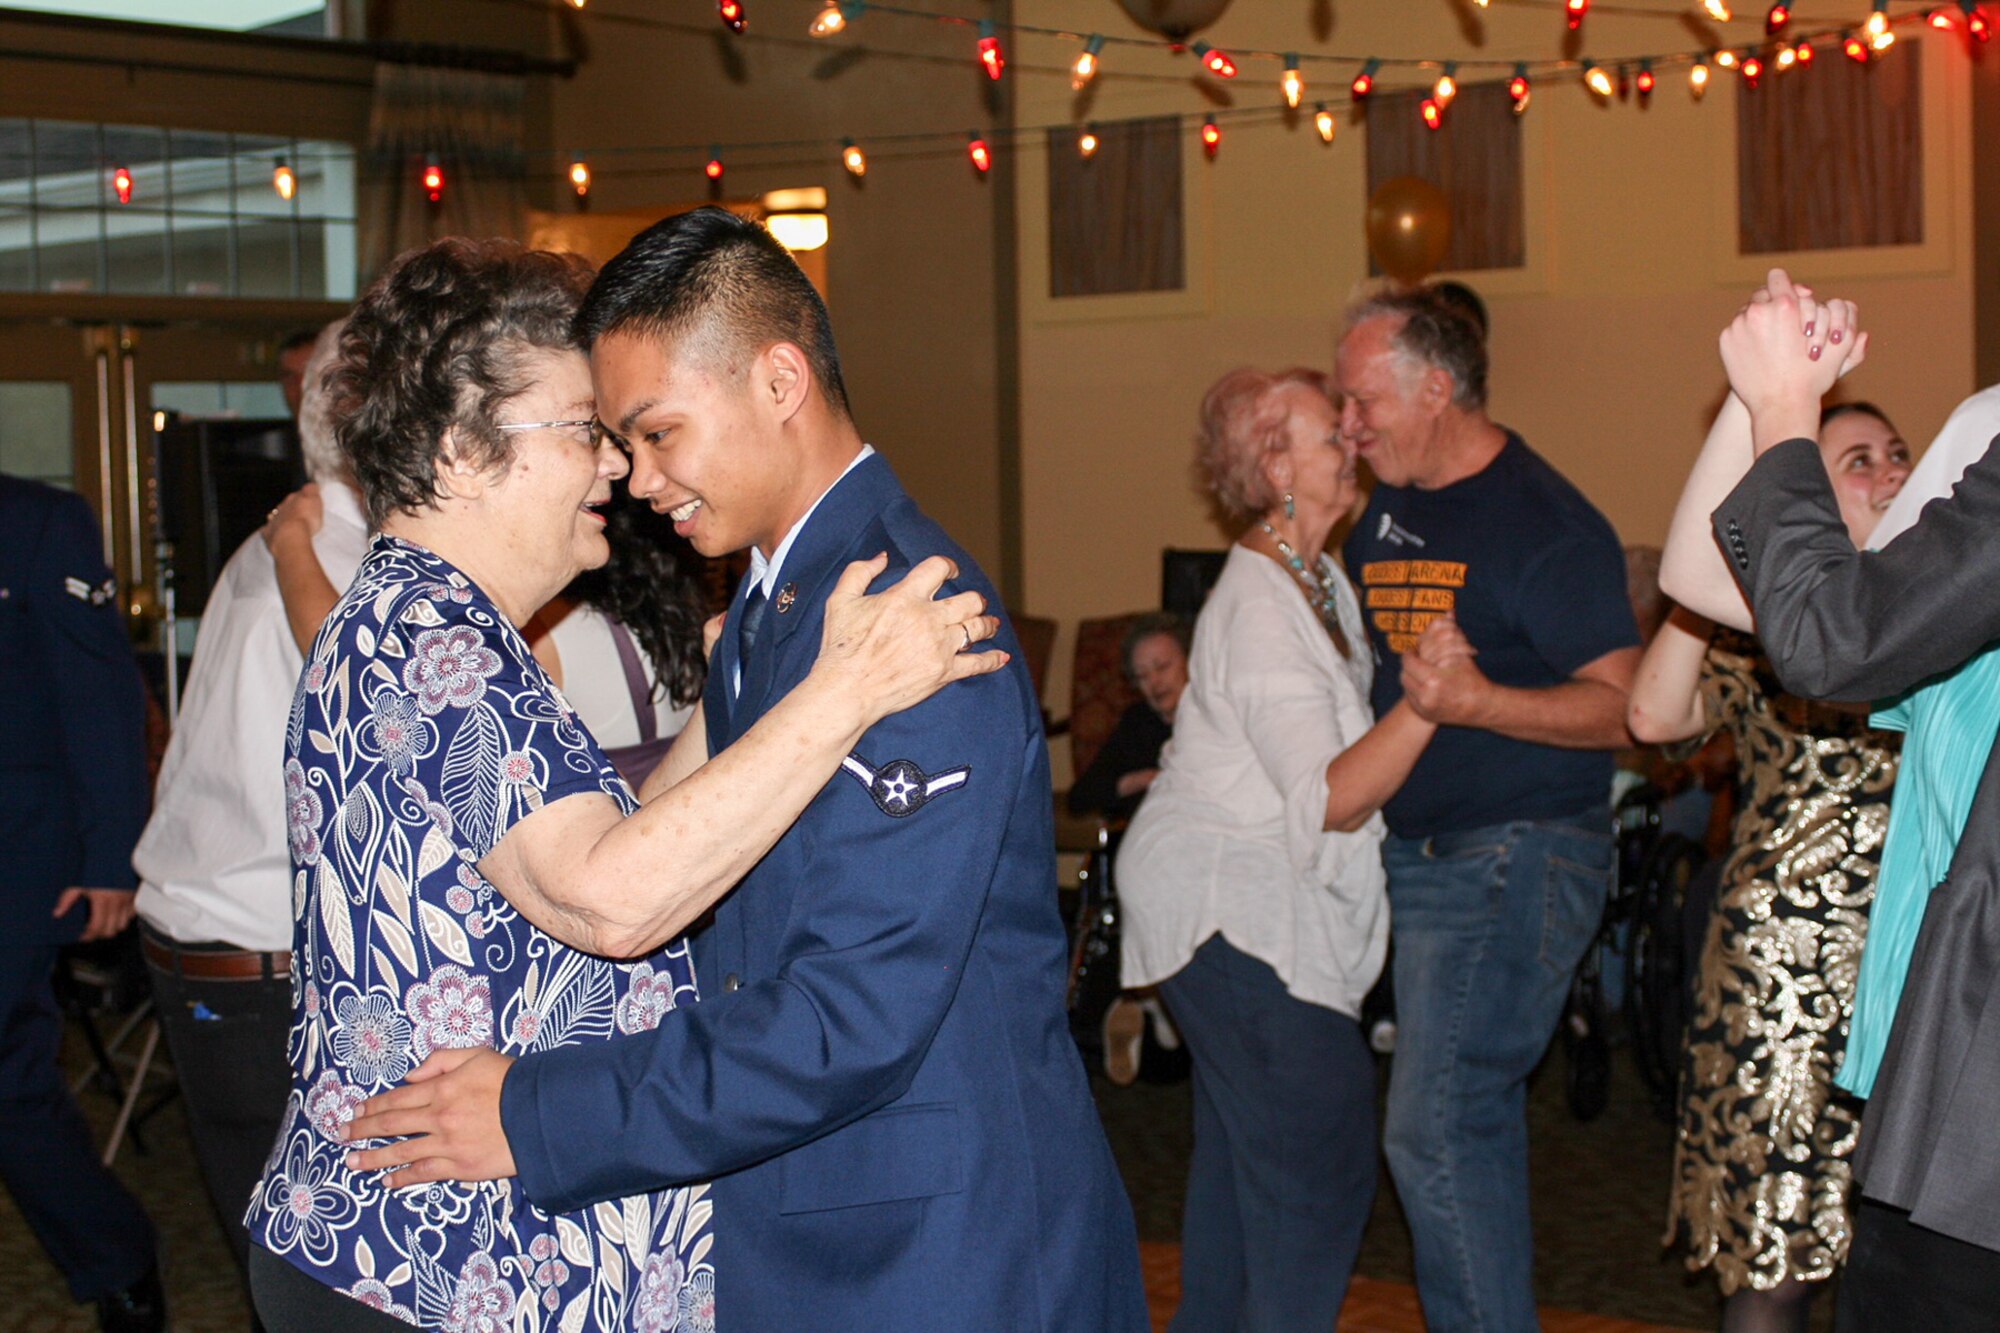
top-left (738, 584), bottom-right (769, 664)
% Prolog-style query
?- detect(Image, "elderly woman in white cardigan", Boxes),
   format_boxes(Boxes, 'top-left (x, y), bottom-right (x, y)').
top-left (1118, 366), bottom-right (1455, 1332)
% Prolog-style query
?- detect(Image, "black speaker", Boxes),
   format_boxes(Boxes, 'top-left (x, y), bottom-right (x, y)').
top-left (1160, 547), bottom-right (1226, 618)
top-left (154, 417), bottom-right (303, 617)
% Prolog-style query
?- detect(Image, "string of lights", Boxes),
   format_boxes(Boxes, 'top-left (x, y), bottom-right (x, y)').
top-left (88, 2), bottom-right (1978, 206)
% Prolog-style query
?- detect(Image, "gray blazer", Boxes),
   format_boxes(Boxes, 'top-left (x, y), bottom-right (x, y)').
top-left (1714, 434), bottom-right (2000, 1253)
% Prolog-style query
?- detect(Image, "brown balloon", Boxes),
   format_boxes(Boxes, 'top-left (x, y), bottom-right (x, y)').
top-left (1365, 176), bottom-right (1453, 284)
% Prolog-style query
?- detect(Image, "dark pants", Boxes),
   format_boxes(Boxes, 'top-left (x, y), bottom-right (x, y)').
top-left (1159, 933), bottom-right (1378, 1332)
top-left (0, 939), bottom-right (155, 1301)
top-left (250, 1246), bottom-right (411, 1332)
top-left (143, 931), bottom-right (292, 1273)
top-left (1835, 1199), bottom-right (2000, 1333)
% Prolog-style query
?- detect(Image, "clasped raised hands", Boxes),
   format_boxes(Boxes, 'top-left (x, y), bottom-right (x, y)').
top-left (1400, 615), bottom-right (1486, 727)
top-left (1718, 268), bottom-right (1869, 450)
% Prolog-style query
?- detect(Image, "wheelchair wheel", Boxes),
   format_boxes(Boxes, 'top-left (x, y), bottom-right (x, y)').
top-left (1562, 951), bottom-right (1613, 1122)
top-left (1566, 1027), bottom-right (1613, 1122)
top-left (1627, 833), bottom-right (1704, 1105)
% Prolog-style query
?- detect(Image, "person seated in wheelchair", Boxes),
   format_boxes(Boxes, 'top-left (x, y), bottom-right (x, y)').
top-left (1066, 613), bottom-right (1189, 824)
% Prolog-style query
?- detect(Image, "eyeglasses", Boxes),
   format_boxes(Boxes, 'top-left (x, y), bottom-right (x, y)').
top-left (496, 419), bottom-right (603, 447)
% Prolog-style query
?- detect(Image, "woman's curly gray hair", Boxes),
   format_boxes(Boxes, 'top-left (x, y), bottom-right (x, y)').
top-left (1195, 366), bottom-right (1334, 522)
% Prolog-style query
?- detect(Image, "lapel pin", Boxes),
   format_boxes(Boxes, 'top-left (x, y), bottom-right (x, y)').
top-left (775, 582), bottom-right (797, 614)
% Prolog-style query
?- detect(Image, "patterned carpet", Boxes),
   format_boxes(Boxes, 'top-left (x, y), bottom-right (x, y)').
top-left (1, 1013), bottom-right (1834, 1330)
top-left (1096, 1046), bottom-right (1838, 1333)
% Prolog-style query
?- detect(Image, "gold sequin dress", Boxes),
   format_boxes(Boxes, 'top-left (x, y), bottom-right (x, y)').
top-left (1664, 632), bottom-right (1899, 1293)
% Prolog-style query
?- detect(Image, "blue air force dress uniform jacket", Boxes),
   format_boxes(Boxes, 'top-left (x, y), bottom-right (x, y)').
top-left (0, 472), bottom-right (156, 1299)
top-left (502, 454), bottom-right (1149, 1331)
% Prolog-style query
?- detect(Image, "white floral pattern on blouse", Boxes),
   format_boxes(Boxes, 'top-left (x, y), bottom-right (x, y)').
top-left (246, 535), bottom-right (713, 1331)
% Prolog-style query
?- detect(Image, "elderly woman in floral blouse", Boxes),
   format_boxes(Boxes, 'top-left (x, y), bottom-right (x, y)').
top-left (243, 238), bottom-right (1001, 1332)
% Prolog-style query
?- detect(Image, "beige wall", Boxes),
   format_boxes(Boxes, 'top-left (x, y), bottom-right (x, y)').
top-left (541, 10), bottom-right (1011, 586)
top-left (1010, 4), bottom-right (1978, 742)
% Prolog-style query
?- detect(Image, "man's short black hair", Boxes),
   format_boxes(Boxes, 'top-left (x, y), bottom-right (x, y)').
top-left (1429, 280), bottom-right (1490, 341)
top-left (575, 206), bottom-right (851, 420)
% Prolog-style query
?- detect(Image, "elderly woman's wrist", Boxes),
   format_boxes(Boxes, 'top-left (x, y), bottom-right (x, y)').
top-left (796, 664), bottom-right (874, 737)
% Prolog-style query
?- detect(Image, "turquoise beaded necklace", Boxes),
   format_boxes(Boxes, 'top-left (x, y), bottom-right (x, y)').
top-left (1256, 520), bottom-right (1346, 639)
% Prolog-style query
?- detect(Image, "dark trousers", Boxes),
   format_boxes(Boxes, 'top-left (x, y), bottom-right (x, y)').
top-left (0, 940), bottom-right (155, 1301)
top-left (250, 1246), bottom-right (410, 1332)
top-left (1835, 1199), bottom-right (2000, 1333)
top-left (144, 933), bottom-right (292, 1273)
top-left (1159, 933), bottom-right (1378, 1332)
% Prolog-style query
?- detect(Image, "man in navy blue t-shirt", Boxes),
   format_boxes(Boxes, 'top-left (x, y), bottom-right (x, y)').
top-left (1338, 289), bottom-right (1639, 1331)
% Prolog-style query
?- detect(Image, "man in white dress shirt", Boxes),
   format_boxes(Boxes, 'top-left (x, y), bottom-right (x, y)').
top-left (132, 323), bottom-right (366, 1292)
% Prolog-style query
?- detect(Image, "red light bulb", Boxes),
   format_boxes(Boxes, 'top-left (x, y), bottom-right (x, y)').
top-left (1794, 38), bottom-right (1815, 64)
top-left (1567, 0), bottom-right (1589, 31)
top-left (1972, 8), bottom-right (1994, 41)
top-left (1845, 33), bottom-right (1870, 61)
top-left (1636, 66), bottom-right (1656, 94)
top-left (1508, 74), bottom-right (1530, 104)
top-left (705, 155), bottom-right (724, 181)
top-left (1420, 97), bottom-right (1444, 130)
top-left (968, 135), bottom-right (991, 174)
top-left (1200, 116), bottom-right (1222, 156)
top-left (1766, 3), bottom-right (1790, 33)
top-left (421, 159), bottom-right (443, 203)
top-left (718, 0), bottom-right (745, 32)
top-left (112, 165), bottom-right (133, 204)
top-left (1741, 54), bottom-right (1764, 86)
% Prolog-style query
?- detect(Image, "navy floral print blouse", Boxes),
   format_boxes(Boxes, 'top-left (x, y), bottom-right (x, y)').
top-left (246, 535), bottom-right (713, 1332)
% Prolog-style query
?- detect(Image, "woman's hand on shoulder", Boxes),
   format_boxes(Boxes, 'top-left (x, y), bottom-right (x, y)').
top-left (262, 482), bottom-right (323, 554)
top-left (813, 553), bottom-right (1007, 727)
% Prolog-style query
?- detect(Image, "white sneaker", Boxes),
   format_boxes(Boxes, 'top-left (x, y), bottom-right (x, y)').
top-left (1369, 1018), bottom-right (1397, 1055)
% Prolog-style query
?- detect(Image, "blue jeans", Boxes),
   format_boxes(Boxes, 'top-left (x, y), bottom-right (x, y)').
top-left (1382, 813), bottom-right (1612, 1333)
top-left (1159, 934), bottom-right (1377, 1332)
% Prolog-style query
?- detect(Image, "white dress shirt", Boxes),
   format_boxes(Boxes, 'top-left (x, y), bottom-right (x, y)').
top-left (1870, 383), bottom-right (2000, 547)
top-left (1115, 544), bottom-right (1390, 1017)
top-left (134, 481), bottom-right (370, 951)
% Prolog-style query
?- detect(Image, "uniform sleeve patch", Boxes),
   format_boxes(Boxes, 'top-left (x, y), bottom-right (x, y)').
top-left (64, 574), bottom-right (117, 605)
top-left (840, 753), bottom-right (971, 818)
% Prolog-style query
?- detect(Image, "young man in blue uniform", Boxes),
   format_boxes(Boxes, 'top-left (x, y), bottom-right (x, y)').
top-left (0, 472), bottom-right (164, 1331)
top-left (347, 208), bottom-right (1148, 1331)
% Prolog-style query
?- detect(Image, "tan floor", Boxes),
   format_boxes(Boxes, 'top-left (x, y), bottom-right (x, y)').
top-left (1139, 1242), bottom-right (1703, 1333)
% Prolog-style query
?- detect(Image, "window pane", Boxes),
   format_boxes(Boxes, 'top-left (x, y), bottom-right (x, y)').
top-left (1365, 83), bottom-right (1525, 274)
top-left (234, 134), bottom-right (295, 221)
top-left (236, 217), bottom-right (298, 298)
top-left (153, 380), bottom-right (289, 420)
top-left (0, 383), bottom-right (76, 489)
top-left (0, 118), bottom-right (353, 301)
top-left (2, 3), bottom-right (330, 36)
top-left (1738, 45), bottom-right (1922, 253)
top-left (0, 209), bottom-right (32, 291)
top-left (306, 220), bottom-right (357, 299)
top-left (171, 223), bottom-right (232, 297)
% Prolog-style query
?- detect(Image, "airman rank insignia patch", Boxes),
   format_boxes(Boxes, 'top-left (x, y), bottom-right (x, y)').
top-left (840, 752), bottom-right (970, 818)
top-left (64, 575), bottom-right (117, 605)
